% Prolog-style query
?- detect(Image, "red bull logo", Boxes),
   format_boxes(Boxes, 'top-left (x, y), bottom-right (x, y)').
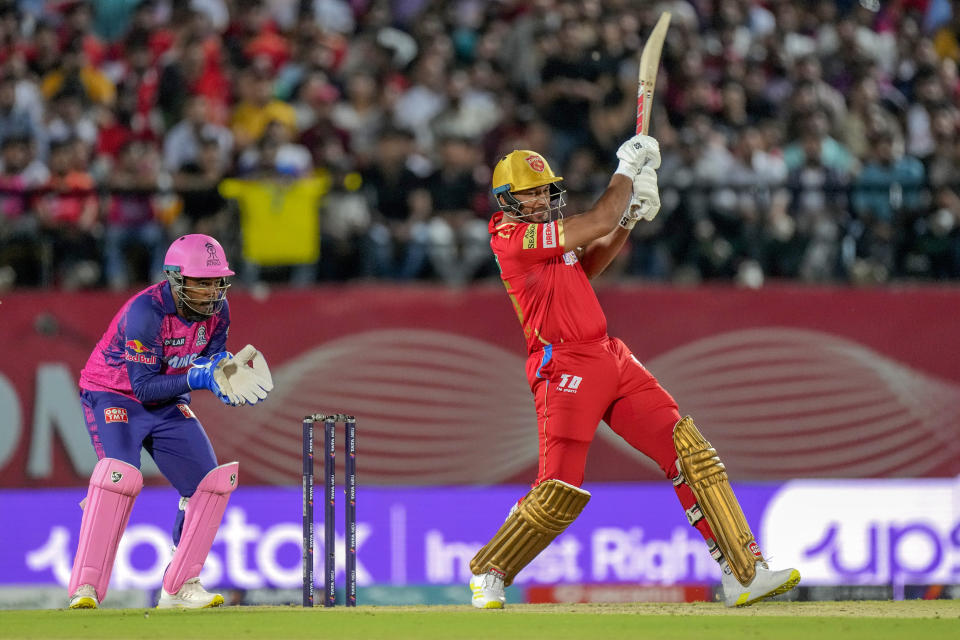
top-left (125, 339), bottom-right (147, 353)
top-left (124, 339), bottom-right (157, 364)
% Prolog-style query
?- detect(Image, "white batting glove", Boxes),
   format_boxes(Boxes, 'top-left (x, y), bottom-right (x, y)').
top-left (614, 134), bottom-right (661, 179)
top-left (219, 344), bottom-right (274, 405)
top-left (627, 165), bottom-right (661, 222)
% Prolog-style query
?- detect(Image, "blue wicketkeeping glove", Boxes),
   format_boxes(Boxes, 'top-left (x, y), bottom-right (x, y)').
top-left (187, 352), bottom-right (242, 406)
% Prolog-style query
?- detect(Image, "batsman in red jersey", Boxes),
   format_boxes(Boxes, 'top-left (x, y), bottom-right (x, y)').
top-left (468, 135), bottom-right (800, 609)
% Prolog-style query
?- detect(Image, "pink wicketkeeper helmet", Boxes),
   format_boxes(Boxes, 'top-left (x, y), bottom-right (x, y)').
top-left (163, 234), bottom-right (234, 320)
top-left (163, 234), bottom-right (235, 278)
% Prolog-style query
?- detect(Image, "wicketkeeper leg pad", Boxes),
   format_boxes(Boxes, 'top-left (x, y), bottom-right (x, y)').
top-left (673, 416), bottom-right (764, 585)
top-left (162, 462), bottom-right (239, 595)
top-left (69, 458), bottom-right (144, 603)
top-left (469, 479), bottom-right (591, 586)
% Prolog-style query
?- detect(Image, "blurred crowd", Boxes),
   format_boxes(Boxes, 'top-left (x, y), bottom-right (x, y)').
top-left (1, 0), bottom-right (959, 291)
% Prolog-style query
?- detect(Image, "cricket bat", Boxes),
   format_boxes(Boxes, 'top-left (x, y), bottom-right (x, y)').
top-left (636, 12), bottom-right (671, 135)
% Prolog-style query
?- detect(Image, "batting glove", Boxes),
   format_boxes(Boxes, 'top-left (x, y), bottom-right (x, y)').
top-left (614, 134), bottom-right (661, 179)
top-left (627, 166), bottom-right (661, 223)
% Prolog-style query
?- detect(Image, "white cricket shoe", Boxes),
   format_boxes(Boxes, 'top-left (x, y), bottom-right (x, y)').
top-left (470, 570), bottom-right (506, 609)
top-left (68, 584), bottom-right (98, 609)
top-left (721, 560), bottom-right (801, 607)
top-left (156, 577), bottom-right (225, 609)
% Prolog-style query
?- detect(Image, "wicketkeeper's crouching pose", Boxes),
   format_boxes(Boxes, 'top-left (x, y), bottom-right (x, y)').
top-left (68, 234), bottom-right (274, 609)
top-left (469, 137), bottom-right (800, 608)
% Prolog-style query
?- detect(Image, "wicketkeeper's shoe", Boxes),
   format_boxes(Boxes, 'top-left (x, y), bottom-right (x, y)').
top-left (720, 560), bottom-right (801, 607)
top-left (470, 570), bottom-right (506, 609)
top-left (156, 577), bottom-right (225, 609)
top-left (68, 584), bottom-right (98, 609)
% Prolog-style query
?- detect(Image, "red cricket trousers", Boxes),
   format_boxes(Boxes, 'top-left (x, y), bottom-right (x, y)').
top-left (525, 335), bottom-right (714, 541)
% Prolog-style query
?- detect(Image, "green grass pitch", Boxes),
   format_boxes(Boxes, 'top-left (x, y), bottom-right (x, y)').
top-left (2, 601), bottom-right (959, 640)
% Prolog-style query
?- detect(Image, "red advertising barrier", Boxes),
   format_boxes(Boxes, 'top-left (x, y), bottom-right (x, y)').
top-left (2, 283), bottom-right (959, 487)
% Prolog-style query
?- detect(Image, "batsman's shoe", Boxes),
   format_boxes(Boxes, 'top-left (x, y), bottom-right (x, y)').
top-left (721, 560), bottom-right (801, 607)
top-left (156, 577), bottom-right (224, 609)
top-left (68, 584), bottom-right (99, 609)
top-left (470, 570), bottom-right (506, 609)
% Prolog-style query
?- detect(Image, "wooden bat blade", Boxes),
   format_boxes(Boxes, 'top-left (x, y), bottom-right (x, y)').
top-left (636, 12), bottom-right (671, 135)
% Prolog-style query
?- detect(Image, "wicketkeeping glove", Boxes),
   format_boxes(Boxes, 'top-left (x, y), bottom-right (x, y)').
top-left (218, 344), bottom-right (274, 405)
top-left (614, 134), bottom-right (661, 179)
top-left (187, 351), bottom-right (243, 406)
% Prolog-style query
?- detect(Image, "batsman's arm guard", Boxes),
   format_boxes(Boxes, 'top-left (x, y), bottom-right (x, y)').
top-left (673, 416), bottom-right (764, 585)
top-left (469, 479), bottom-right (590, 586)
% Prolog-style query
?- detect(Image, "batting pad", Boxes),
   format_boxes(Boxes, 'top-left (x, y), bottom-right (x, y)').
top-left (162, 462), bottom-right (239, 595)
top-left (673, 416), bottom-right (763, 585)
top-left (470, 479), bottom-right (591, 586)
top-left (69, 458), bottom-right (143, 602)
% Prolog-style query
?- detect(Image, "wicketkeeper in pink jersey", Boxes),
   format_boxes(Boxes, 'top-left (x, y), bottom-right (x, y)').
top-left (468, 137), bottom-right (800, 609)
top-left (68, 234), bottom-right (274, 609)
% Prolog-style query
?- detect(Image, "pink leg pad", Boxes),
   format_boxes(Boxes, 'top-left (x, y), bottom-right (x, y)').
top-left (163, 461), bottom-right (239, 594)
top-left (68, 458), bottom-right (143, 602)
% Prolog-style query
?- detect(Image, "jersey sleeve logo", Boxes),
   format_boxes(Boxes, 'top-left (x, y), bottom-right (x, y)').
top-left (523, 225), bottom-right (537, 249)
top-left (542, 222), bottom-right (557, 248)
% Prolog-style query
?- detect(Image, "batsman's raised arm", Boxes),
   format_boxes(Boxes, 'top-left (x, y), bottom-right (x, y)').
top-left (561, 135), bottom-right (662, 276)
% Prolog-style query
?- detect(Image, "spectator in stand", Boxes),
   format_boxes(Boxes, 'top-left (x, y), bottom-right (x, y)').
top-left (781, 119), bottom-right (853, 282)
top-left (230, 66), bottom-right (297, 152)
top-left (359, 127), bottom-right (431, 280)
top-left (173, 135), bottom-right (229, 238)
top-left (163, 95), bottom-right (233, 173)
top-left (0, 74), bottom-right (46, 154)
top-left (536, 19), bottom-right (604, 166)
top-left (157, 33), bottom-right (231, 130)
top-left (420, 135), bottom-right (491, 286)
top-left (102, 139), bottom-right (167, 290)
top-left (220, 129), bottom-right (327, 288)
top-left (34, 137), bottom-right (100, 288)
top-left (40, 37), bottom-right (115, 107)
top-left (331, 70), bottom-right (385, 167)
top-left (293, 71), bottom-right (349, 169)
top-left (0, 133), bottom-right (49, 286)
top-left (44, 88), bottom-right (98, 148)
top-left (849, 126), bottom-right (925, 282)
top-left (905, 65), bottom-right (948, 160)
top-left (392, 52), bottom-right (449, 151)
top-left (431, 67), bottom-right (501, 143)
top-left (932, 0), bottom-right (960, 62)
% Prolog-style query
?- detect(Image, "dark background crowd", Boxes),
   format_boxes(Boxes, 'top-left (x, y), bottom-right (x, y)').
top-left (1, 0), bottom-right (959, 291)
